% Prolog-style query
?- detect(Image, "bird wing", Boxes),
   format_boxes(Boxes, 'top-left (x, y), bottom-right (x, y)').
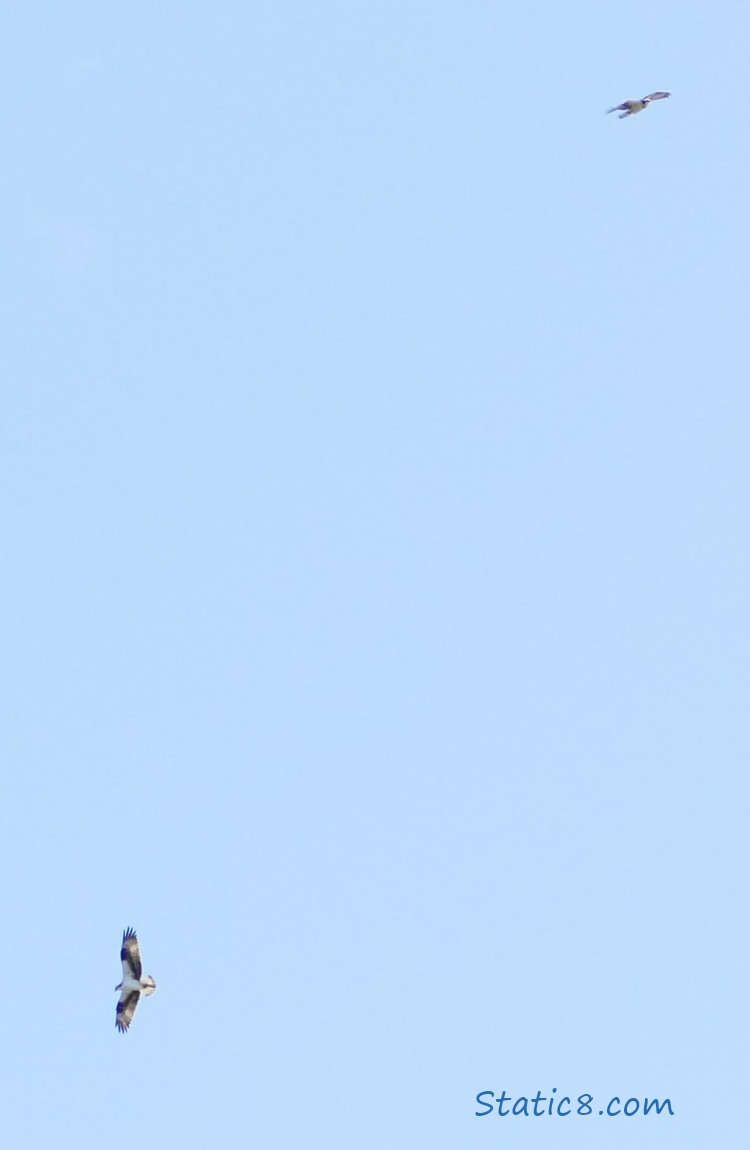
top-left (607, 101), bottom-right (634, 114)
top-left (121, 926), bottom-right (143, 981)
top-left (644, 91), bottom-right (670, 101)
top-left (116, 988), bottom-right (141, 1033)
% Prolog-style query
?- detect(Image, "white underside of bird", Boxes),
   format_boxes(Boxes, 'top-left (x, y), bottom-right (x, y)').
top-left (117, 971), bottom-right (157, 995)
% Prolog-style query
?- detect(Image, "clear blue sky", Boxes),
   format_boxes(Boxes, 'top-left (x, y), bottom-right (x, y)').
top-left (1, 3), bottom-right (747, 1146)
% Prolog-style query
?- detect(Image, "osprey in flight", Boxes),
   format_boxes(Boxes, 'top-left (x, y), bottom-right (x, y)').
top-left (115, 927), bottom-right (156, 1033)
top-left (607, 91), bottom-right (671, 119)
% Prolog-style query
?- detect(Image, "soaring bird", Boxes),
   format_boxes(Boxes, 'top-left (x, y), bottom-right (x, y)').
top-left (607, 91), bottom-right (671, 119)
top-left (115, 927), bottom-right (157, 1033)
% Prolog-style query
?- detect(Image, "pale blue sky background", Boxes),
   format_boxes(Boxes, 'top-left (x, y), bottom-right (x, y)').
top-left (1, 2), bottom-right (747, 1146)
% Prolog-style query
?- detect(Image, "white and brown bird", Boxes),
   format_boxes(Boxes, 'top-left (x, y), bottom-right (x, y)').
top-left (115, 927), bottom-right (156, 1033)
top-left (607, 91), bottom-right (671, 119)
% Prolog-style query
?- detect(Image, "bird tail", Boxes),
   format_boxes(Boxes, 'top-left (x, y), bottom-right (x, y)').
top-left (141, 976), bottom-right (157, 996)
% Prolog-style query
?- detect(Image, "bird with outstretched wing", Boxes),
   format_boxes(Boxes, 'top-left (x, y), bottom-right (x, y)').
top-left (115, 927), bottom-right (157, 1033)
top-left (607, 91), bottom-right (670, 119)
